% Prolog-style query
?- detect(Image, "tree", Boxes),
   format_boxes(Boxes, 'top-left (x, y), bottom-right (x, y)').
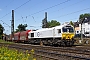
top-left (79, 13), bottom-right (90, 22)
top-left (0, 24), bottom-right (4, 39)
top-left (47, 20), bottom-right (60, 28)
top-left (70, 21), bottom-right (74, 27)
top-left (15, 24), bottom-right (27, 32)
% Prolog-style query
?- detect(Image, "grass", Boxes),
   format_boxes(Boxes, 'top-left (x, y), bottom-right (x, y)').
top-left (0, 39), bottom-right (14, 44)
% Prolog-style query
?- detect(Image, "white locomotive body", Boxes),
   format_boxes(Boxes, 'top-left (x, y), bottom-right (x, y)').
top-left (28, 24), bottom-right (75, 46)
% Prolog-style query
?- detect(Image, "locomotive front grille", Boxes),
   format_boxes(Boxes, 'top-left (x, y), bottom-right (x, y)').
top-left (62, 33), bottom-right (74, 40)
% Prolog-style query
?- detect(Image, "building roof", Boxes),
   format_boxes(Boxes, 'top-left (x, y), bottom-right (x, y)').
top-left (74, 17), bottom-right (90, 27)
top-left (74, 22), bottom-right (79, 27)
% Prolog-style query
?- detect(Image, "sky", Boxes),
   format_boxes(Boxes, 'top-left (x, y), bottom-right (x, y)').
top-left (0, 0), bottom-right (90, 35)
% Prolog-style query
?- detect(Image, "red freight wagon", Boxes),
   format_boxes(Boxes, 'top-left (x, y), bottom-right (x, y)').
top-left (14, 32), bottom-right (20, 42)
top-left (20, 30), bottom-right (31, 42)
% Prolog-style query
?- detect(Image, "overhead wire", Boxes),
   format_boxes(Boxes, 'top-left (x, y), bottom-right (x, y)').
top-left (49, 0), bottom-right (85, 14)
top-left (0, 12), bottom-right (11, 19)
top-left (0, 0), bottom-right (14, 19)
top-left (49, 7), bottom-right (90, 24)
top-left (16, 0), bottom-right (71, 21)
top-left (19, 0), bottom-right (45, 23)
top-left (0, 0), bottom-right (14, 32)
top-left (34, 0), bottom-right (85, 19)
top-left (16, 0), bottom-right (89, 28)
top-left (0, 0), bottom-right (31, 19)
top-left (0, 20), bottom-right (11, 27)
top-left (55, 7), bottom-right (90, 18)
top-left (5, 0), bottom-right (14, 8)
top-left (14, 0), bottom-right (31, 11)
top-left (25, 0), bottom-right (88, 25)
top-left (0, 0), bottom-right (46, 29)
top-left (1, 0), bottom-right (89, 29)
top-left (0, 0), bottom-right (31, 27)
top-left (28, 0), bottom-right (70, 16)
top-left (0, 0), bottom-right (70, 21)
top-left (63, 18), bottom-right (78, 22)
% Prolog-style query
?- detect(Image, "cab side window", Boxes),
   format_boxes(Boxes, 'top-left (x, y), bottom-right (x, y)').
top-left (31, 33), bottom-right (34, 37)
top-left (58, 29), bottom-right (61, 33)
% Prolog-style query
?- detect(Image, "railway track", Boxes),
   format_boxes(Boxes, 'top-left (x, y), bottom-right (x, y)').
top-left (0, 43), bottom-right (90, 60)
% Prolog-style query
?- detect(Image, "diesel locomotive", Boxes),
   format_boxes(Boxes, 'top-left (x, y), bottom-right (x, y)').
top-left (28, 24), bottom-right (75, 46)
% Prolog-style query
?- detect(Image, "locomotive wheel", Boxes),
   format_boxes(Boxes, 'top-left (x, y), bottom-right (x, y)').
top-left (65, 42), bottom-right (70, 46)
top-left (65, 41), bottom-right (73, 47)
top-left (60, 41), bottom-right (66, 46)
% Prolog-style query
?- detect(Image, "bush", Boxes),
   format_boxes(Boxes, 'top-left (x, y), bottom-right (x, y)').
top-left (0, 46), bottom-right (36, 60)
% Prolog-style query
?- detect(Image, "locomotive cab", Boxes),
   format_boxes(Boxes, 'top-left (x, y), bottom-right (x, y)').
top-left (61, 25), bottom-right (75, 46)
top-left (62, 25), bottom-right (75, 40)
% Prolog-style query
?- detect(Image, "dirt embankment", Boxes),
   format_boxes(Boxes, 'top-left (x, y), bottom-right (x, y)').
top-left (74, 38), bottom-right (90, 45)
